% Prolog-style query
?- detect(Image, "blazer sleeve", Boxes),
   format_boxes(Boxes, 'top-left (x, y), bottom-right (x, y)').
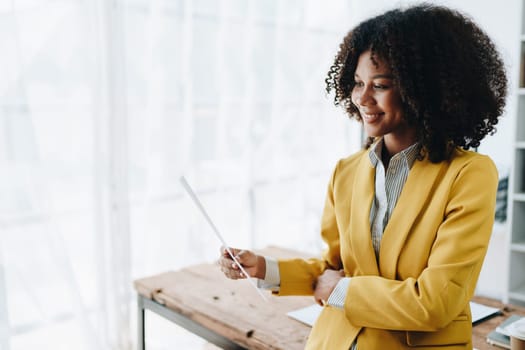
top-left (275, 160), bottom-right (343, 295)
top-left (343, 155), bottom-right (498, 331)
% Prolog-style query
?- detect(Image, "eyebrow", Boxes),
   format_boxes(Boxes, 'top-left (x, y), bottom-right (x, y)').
top-left (354, 73), bottom-right (394, 79)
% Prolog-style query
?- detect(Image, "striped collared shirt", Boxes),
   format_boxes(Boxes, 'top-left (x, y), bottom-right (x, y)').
top-left (368, 139), bottom-right (420, 260)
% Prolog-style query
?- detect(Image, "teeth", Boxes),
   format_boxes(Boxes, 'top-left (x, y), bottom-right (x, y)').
top-left (363, 113), bottom-right (382, 122)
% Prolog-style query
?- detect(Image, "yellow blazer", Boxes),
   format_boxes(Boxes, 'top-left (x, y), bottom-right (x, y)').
top-left (275, 148), bottom-right (498, 349)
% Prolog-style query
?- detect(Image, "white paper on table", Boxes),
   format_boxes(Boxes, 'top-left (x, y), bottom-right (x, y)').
top-left (470, 301), bottom-right (501, 324)
top-left (286, 304), bottom-right (323, 327)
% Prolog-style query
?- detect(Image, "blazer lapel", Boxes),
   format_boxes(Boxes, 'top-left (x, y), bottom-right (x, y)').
top-left (378, 159), bottom-right (446, 279)
top-left (348, 154), bottom-right (379, 276)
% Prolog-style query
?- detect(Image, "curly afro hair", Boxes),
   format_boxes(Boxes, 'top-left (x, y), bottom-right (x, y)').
top-left (325, 4), bottom-right (507, 162)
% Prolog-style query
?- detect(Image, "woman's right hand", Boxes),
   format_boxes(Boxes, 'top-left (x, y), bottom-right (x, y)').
top-left (218, 247), bottom-right (266, 280)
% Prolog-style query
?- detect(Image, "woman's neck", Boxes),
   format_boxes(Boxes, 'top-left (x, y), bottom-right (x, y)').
top-left (383, 133), bottom-right (417, 158)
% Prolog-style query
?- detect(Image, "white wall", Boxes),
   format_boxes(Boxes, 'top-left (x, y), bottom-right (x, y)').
top-left (350, 0), bottom-right (522, 300)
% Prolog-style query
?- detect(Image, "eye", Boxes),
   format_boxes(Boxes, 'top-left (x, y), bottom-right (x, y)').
top-left (373, 84), bottom-right (389, 90)
top-left (354, 81), bottom-right (364, 88)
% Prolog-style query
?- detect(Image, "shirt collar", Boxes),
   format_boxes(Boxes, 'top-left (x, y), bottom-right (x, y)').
top-left (368, 138), bottom-right (419, 169)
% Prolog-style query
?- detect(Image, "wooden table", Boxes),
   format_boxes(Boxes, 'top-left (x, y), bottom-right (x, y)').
top-left (134, 246), bottom-right (525, 350)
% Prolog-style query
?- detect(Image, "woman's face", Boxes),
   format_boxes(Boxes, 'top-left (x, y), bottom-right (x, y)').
top-left (351, 50), bottom-right (416, 153)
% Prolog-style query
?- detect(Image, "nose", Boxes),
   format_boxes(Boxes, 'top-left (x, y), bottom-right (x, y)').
top-left (353, 85), bottom-right (375, 107)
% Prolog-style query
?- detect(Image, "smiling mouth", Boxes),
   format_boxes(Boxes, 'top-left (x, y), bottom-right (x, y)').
top-left (362, 112), bottom-right (384, 123)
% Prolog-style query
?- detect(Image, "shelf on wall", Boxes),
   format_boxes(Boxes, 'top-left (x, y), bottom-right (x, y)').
top-left (509, 285), bottom-right (525, 302)
top-left (514, 193), bottom-right (525, 201)
top-left (511, 243), bottom-right (525, 252)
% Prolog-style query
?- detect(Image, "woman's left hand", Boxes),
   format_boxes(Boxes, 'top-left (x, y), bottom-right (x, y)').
top-left (314, 269), bottom-right (345, 306)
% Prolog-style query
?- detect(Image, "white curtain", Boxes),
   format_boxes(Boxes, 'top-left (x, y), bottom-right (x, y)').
top-left (0, 0), bottom-right (361, 349)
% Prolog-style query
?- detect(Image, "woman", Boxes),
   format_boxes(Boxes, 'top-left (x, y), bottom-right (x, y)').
top-left (219, 4), bottom-right (507, 349)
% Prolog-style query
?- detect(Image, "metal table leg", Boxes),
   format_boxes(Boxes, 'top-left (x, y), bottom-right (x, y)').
top-left (137, 295), bottom-right (246, 350)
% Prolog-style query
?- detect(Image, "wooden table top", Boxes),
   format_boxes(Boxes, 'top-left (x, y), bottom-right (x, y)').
top-left (134, 246), bottom-right (525, 350)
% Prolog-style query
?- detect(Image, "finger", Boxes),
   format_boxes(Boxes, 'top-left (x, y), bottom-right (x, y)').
top-left (313, 289), bottom-right (321, 304)
top-left (220, 264), bottom-right (233, 273)
top-left (229, 250), bottom-right (251, 268)
top-left (221, 267), bottom-right (235, 279)
top-left (234, 250), bottom-right (250, 266)
top-left (222, 246), bottom-right (242, 259)
top-left (235, 250), bottom-right (257, 268)
top-left (220, 262), bottom-right (236, 271)
top-left (235, 250), bottom-right (246, 261)
top-left (221, 246), bottom-right (229, 257)
top-left (218, 255), bottom-right (239, 269)
top-left (227, 269), bottom-right (245, 280)
top-left (218, 258), bottom-right (236, 269)
top-left (219, 260), bottom-right (246, 277)
top-left (219, 261), bottom-right (237, 274)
